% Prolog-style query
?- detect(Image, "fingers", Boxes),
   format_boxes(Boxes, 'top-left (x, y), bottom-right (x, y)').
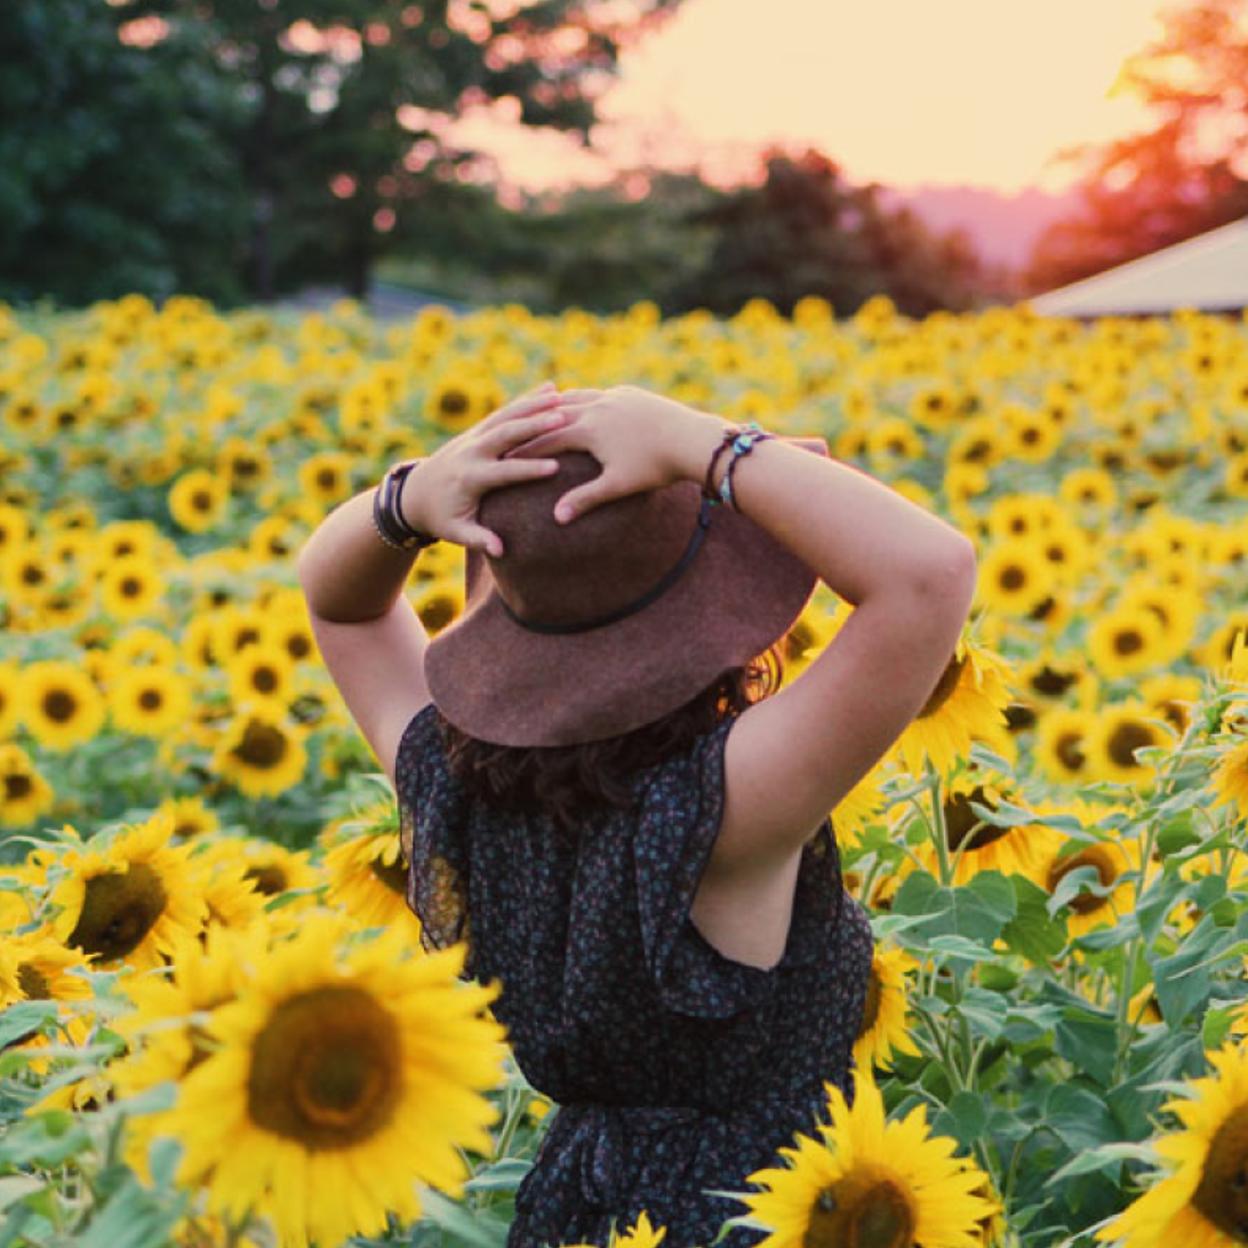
top-left (447, 520), bottom-right (505, 558)
top-left (500, 425), bottom-right (574, 460)
top-left (476, 382), bottom-right (560, 432)
top-left (483, 406), bottom-right (570, 456)
top-left (554, 472), bottom-right (616, 525)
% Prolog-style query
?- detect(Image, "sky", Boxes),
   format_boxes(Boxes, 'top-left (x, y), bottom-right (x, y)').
top-left (448, 0), bottom-right (1171, 198)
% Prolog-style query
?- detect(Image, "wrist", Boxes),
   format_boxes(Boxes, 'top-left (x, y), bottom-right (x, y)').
top-left (393, 459), bottom-right (435, 538)
top-left (668, 408), bottom-right (732, 487)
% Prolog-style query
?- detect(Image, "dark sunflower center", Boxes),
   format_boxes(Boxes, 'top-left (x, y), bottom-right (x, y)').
top-left (802, 1172), bottom-right (915, 1248)
top-left (316, 469), bottom-right (337, 490)
top-left (253, 667), bottom-right (278, 694)
top-left (1047, 849), bottom-right (1114, 915)
top-left (918, 652), bottom-right (965, 719)
top-left (139, 689), bottom-right (163, 710)
top-left (1107, 722), bottom-right (1157, 769)
top-left (1191, 1103), bottom-right (1248, 1241)
top-left (121, 577), bottom-right (142, 598)
top-left (5, 773), bottom-right (33, 799)
top-left (440, 390), bottom-right (469, 416)
top-left (1113, 629), bottom-right (1143, 656)
top-left (231, 721), bottom-right (288, 768)
top-left (1005, 703), bottom-right (1036, 731)
top-left (369, 852), bottom-right (409, 895)
top-left (43, 689), bottom-right (77, 722)
top-left (1029, 595), bottom-right (1056, 622)
top-left (943, 785), bottom-right (1009, 852)
top-left (247, 985), bottom-right (401, 1149)
top-left (1000, 566), bottom-right (1026, 591)
top-left (192, 490), bottom-right (213, 510)
top-left (243, 864), bottom-right (288, 896)
top-left (1055, 732), bottom-right (1086, 772)
top-left (68, 863), bottom-right (168, 962)
top-left (1031, 666), bottom-right (1076, 697)
top-left (419, 596), bottom-right (458, 634)
top-left (17, 964), bottom-right (50, 998)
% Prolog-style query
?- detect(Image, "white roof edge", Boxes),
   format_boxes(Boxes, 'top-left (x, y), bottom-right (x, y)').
top-left (1030, 215), bottom-right (1248, 313)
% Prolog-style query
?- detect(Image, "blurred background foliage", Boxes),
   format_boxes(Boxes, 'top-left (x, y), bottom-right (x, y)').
top-left (3, 0), bottom-right (1247, 317)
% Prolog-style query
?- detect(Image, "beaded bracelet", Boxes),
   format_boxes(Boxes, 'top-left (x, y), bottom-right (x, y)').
top-left (702, 422), bottom-right (774, 512)
top-left (372, 460), bottom-right (440, 553)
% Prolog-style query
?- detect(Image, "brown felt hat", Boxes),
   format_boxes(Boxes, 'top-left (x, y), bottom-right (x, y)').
top-left (423, 437), bottom-right (828, 747)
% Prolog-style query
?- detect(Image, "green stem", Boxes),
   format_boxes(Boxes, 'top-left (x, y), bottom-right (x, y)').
top-left (925, 760), bottom-right (952, 888)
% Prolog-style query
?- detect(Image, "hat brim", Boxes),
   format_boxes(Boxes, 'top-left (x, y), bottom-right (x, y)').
top-left (424, 438), bottom-right (828, 747)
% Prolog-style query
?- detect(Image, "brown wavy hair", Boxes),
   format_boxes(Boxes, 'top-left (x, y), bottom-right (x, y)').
top-left (435, 644), bottom-right (785, 838)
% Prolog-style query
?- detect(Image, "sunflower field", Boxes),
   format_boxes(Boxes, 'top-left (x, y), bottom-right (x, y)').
top-left (1, 291), bottom-right (1247, 1248)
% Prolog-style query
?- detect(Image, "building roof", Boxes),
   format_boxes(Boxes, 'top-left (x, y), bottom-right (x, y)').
top-left (1029, 215), bottom-right (1248, 317)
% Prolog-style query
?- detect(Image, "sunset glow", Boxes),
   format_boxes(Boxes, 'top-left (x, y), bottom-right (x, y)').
top-left (453, 0), bottom-right (1171, 195)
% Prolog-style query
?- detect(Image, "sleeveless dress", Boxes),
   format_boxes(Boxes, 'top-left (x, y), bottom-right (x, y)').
top-left (394, 701), bottom-right (876, 1248)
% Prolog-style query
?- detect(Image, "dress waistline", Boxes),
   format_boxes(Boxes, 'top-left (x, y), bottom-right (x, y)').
top-left (519, 1083), bottom-right (837, 1214)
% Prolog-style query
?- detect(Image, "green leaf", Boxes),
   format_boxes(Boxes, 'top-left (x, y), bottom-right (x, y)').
top-left (0, 1112), bottom-right (92, 1168)
top-left (0, 1000), bottom-right (60, 1048)
top-left (464, 1158), bottom-right (531, 1194)
top-left (1046, 1141), bottom-right (1160, 1185)
top-left (0, 1178), bottom-right (42, 1216)
top-left (1043, 1082), bottom-right (1119, 1154)
top-left (1203, 1005), bottom-right (1234, 1051)
top-left (932, 1090), bottom-right (987, 1148)
top-left (1000, 875), bottom-right (1068, 963)
top-left (415, 1187), bottom-right (510, 1248)
top-left (1054, 1010), bottom-right (1118, 1087)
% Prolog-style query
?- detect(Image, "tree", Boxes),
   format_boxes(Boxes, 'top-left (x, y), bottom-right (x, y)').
top-left (1024, 0), bottom-right (1248, 294)
top-left (118, 0), bottom-right (690, 299)
top-left (0, 0), bottom-right (250, 308)
top-left (664, 149), bottom-right (988, 318)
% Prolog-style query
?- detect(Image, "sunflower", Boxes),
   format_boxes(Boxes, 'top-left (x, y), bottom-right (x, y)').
top-left (225, 642), bottom-right (296, 709)
top-left (110, 624), bottom-right (180, 669)
top-left (1016, 651), bottom-right (1096, 709)
top-left (157, 794), bottom-right (221, 842)
top-left (98, 554), bottom-right (164, 620)
top-left (890, 635), bottom-right (1013, 780)
top-left (296, 451), bottom-right (354, 508)
top-left (1207, 735), bottom-right (1248, 825)
top-left (1139, 673), bottom-right (1204, 740)
top-left (975, 540), bottom-right (1055, 618)
top-left (851, 944), bottom-right (923, 1074)
top-left (730, 1067), bottom-right (1000, 1248)
top-left (212, 704), bottom-right (308, 799)
top-left (168, 468), bottom-right (230, 533)
top-left (17, 658), bottom-right (107, 751)
top-left (109, 924), bottom-right (265, 1182)
top-left (322, 825), bottom-right (419, 933)
top-left (107, 664), bottom-right (193, 738)
top-left (916, 772), bottom-right (1067, 889)
top-left (1040, 831), bottom-right (1146, 940)
top-left (1094, 1040), bottom-right (1248, 1247)
top-left (164, 909), bottom-right (508, 1248)
top-left (1033, 706), bottom-right (1100, 785)
top-left (0, 742), bottom-right (55, 829)
top-left (425, 372), bottom-right (478, 433)
top-left (1087, 606), bottom-right (1169, 681)
top-left (830, 756), bottom-right (892, 848)
top-left (46, 810), bottom-right (208, 971)
top-left (1085, 703), bottom-right (1176, 789)
top-left (415, 581), bottom-right (466, 636)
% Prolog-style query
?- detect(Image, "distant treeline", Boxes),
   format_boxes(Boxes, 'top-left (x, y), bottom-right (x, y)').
top-left (3, 0), bottom-right (1245, 316)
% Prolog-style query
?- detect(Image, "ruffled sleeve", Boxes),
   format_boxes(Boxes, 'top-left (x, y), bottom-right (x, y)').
top-left (394, 702), bottom-right (474, 974)
top-left (632, 714), bottom-right (846, 1021)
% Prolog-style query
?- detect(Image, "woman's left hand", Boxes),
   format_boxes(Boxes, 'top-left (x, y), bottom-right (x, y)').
top-left (399, 382), bottom-right (574, 557)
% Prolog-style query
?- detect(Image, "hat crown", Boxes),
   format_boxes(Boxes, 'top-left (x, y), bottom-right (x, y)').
top-left (478, 452), bottom-right (699, 628)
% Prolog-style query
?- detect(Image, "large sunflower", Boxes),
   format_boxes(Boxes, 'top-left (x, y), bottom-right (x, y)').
top-left (47, 810), bottom-right (208, 971)
top-left (165, 909), bottom-right (508, 1248)
top-left (891, 635), bottom-right (1014, 780)
top-left (321, 823), bottom-right (419, 933)
top-left (1085, 703), bottom-right (1176, 790)
top-left (211, 704), bottom-right (308, 799)
top-left (729, 1067), bottom-right (1000, 1248)
top-left (1094, 1040), bottom-right (1248, 1247)
top-left (1039, 830), bottom-right (1149, 941)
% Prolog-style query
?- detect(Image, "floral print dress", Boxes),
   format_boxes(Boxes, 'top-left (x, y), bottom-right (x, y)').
top-left (395, 701), bottom-right (875, 1248)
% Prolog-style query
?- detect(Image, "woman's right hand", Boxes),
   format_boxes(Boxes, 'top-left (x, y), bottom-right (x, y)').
top-left (505, 384), bottom-right (724, 524)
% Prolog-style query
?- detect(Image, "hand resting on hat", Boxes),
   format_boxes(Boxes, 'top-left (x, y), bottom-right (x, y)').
top-left (400, 381), bottom-right (582, 558)
top-left (503, 384), bottom-right (719, 525)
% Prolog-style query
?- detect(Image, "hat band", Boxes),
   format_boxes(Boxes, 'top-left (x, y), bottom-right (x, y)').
top-left (496, 497), bottom-right (714, 636)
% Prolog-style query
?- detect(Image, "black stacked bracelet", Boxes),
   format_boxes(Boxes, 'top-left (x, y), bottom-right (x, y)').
top-left (372, 460), bottom-right (440, 553)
